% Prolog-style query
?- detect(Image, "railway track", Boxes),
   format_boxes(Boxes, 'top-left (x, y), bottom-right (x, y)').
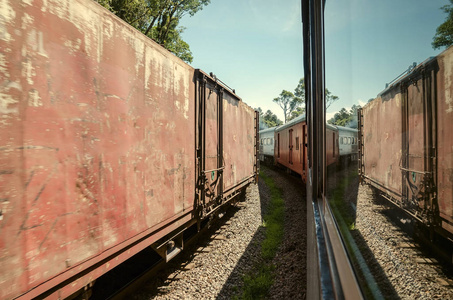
top-left (85, 166), bottom-right (307, 299)
top-left (324, 162), bottom-right (453, 299)
top-left (354, 184), bottom-right (453, 299)
top-left (84, 204), bottom-right (241, 300)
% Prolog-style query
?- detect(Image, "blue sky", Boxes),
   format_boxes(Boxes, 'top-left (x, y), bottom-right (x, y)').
top-left (180, 0), bottom-right (448, 121)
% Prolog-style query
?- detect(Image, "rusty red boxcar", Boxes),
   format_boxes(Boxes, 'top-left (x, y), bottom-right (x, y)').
top-left (359, 46), bottom-right (453, 240)
top-left (0, 1), bottom-right (258, 299)
top-left (274, 115), bottom-right (338, 182)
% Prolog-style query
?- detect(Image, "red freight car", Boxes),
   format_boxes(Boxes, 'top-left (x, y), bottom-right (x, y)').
top-left (359, 46), bottom-right (453, 240)
top-left (274, 115), bottom-right (339, 182)
top-left (0, 1), bottom-right (258, 299)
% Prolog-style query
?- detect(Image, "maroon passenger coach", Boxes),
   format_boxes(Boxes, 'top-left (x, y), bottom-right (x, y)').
top-left (274, 115), bottom-right (339, 183)
top-left (0, 1), bottom-right (259, 299)
top-left (359, 46), bottom-right (453, 240)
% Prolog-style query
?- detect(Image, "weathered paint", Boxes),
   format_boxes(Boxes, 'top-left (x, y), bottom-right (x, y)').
top-left (0, 1), bottom-right (257, 299)
top-left (194, 70), bottom-right (257, 214)
top-left (362, 93), bottom-right (403, 198)
top-left (361, 46), bottom-right (453, 239)
top-left (436, 47), bottom-right (453, 229)
top-left (223, 97), bottom-right (256, 191)
top-left (0, 0), bottom-right (197, 298)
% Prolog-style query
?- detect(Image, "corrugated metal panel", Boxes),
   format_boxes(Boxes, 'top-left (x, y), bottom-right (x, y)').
top-left (0, 0), bottom-right (196, 298)
top-left (436, 47), bottom-right (453, 233)
top-left (361, 46), bottom-right (453, 238)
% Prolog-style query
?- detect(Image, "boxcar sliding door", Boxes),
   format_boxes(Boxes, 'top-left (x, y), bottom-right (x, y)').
top-left (401, 70), bottom-right (436, 223)
top-left (195, 70), bottom-right (223, 218)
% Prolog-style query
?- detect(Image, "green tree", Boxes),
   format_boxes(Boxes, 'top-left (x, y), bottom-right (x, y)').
top-left (328, 104), bottom-right (361, 127)
top-left (433, 0), bottom-right (453, 49)
top-left (262, 110), bottom-right (283, 128)
top-left (273, 90), bottom-right (301, 123)
top-left (294, 78), bottom-right (305, 100)
top-left (94, 0), bottom-right (210, 63)
top-left (274, 78), bottom-right (337, 123)
top-left (328, 108), bottom-right (351, 126)
top-left (288, 78), bottom-right (306, 121)
top-left (326, 88), bottom-right (339, 109)
top-left (293, 78), bottom-right (338, 112)
top-left (256, 107), bottom-right (264, 117)
top-left (288, 107), bottom-right (305, 121)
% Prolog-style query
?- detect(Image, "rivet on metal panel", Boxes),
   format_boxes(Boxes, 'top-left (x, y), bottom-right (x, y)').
top-left (65, 259), bottom-right (71, 268)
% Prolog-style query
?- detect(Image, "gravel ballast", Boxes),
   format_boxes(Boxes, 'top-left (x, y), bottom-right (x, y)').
top-left (131, 166), bottom-right (307, 299)
top-left (130, 163), bottom-right (453, 299)
top-left (354, 183), bottom-right (453, 300)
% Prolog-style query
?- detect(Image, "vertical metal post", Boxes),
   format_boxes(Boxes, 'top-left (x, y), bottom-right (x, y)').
top-left (195, 70), bottom-right (207, 217)
top-left (255, 110), bottom-right (260, 181)
top-left (218, 88), bottom-right (224, 197)
top-left (401, 84), bottom-right (408, 205)
top-left (358, 108), bottom-right (364, 180)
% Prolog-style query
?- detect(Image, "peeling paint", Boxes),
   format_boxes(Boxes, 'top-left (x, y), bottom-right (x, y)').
top-left (64, 38), bottom-right (82, 54)
top-left (22, 58), bottom-right (35, 85)
top-left (0, 0), bottom-right (16, 23)
top-left (40, 0), bottom-right (48, 12)
top-left (144, 46), bottom-right (153, 90)
top-left (26, 29), bottom-right (48, 57)
top-left (444, 53), bottom-right (453, 113)
top-left (395, 93), bottom-right (401, 108)
top-left (0, 53), bottom-right (8, 78)
top-left (103, 18), bottom-right (113, 39)
top-left (21, 13), bottom-right (33, 30)
top-left (28, 89), bottom-right (42, 107)
top-left (0, 22), bottom-right (12, 42)
top-left (0, 92), bottom-right (18, 114)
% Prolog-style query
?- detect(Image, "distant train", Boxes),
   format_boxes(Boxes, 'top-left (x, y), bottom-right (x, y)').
top-left (259, 127), bottom-right (277, 164)
top-left (359, 46), bottom-right (453, 240)
top-left (259, 115), bottom-right (358, 182)
top-left (337, 125), bottom-right (359, 163)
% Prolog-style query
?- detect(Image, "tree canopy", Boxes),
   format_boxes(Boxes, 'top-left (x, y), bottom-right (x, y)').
top-left (94, 0), bottom-right (211, 63)
top-left (287, 78), bottom-right (306, 121)
top-left (433, 0), bottom-right (453, 49)
top-left (273, 90), bottom-right (301, 124)
top-left (327, 104), bottom-right (361, 128)
top-left (257, 107), bottom-right (283, 129)
top-left (326, 88), bottom-right (339, 109)
top-left (273, 78), bottom-right (339, 123)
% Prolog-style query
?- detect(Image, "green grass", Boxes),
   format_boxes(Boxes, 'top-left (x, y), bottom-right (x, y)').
top-left (329, 170), bottom-right (358, 229)
top-left (235, 170), bottom-right (285, 300)
top-left (328, 171), bottom-right (384, 299)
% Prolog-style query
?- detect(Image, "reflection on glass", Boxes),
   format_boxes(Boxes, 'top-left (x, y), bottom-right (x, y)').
top-left (325, 1), bottom-right (453, 298)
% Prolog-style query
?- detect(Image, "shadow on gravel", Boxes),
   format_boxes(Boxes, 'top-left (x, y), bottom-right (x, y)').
top-left (217, 165), bottom-right (307, 299)
top-left (326, 162), bottom-right (399, 299)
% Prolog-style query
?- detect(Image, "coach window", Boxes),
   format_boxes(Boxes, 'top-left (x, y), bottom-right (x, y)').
top-left (296, 137), bottom-right (299, 150)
